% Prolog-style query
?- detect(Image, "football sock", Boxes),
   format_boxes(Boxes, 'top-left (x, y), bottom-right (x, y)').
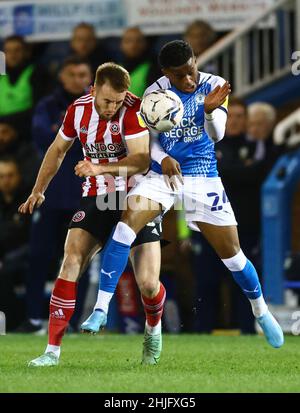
top-left (142, 282), bottom-right (166, 334)
top-left (222, 250), bottom-right (268, 317)
top-left (46, 278), bottom-right (77, 356)
top-left (94, 290), bottom-right (113, 313)
top-left (249, 296), bottom-right (268, 318)
top-left (146, 320), bottom-right (162, 335)
top-left (45, 344), bottom-right (61, 358)
top-left (95, 222), bottom-right (136, 312)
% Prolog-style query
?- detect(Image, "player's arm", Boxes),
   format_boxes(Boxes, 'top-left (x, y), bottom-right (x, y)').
top-left (19, 133), bottom-right (74, 214)
top-left (75, 132), bottom-right (150, 178)
top-left (151, 133), bottom-right (182, 189)
top-left (204, 80), bottom-right (231, 143)
top-left (143, 84), bottom-right (182, 185)
top-left (75, 100), bottom-right (152, 178)
top-left (19, 103), bottom-right (78, 214)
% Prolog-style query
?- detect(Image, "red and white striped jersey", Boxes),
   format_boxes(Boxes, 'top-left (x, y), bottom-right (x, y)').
top-left (59, 92), bottom-right (148, 197)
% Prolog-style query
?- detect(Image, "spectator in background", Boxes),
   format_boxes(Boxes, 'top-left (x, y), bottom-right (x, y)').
top-left (184, 20), bottom-right (217, 59)
top-left (70, 23), bottom-right (110, 74)
top-left (184, 20), bottom-right (217, 73)
top-left (0, 35), bottom-right (51, 134)
top-left (247, 102), bottom-right (279, 163)
top-left (0, 120), bottom-right (39, 187)
top-left (219, 101), bottom-right (279, 246)
top-left (216, 97), bottom-right (255, 165)
top-left (0, 157), bottom-right (31, 331)
top-left (40, 23), bottom-right (111, 77)
top-left (15, 56), bottom-right (93, 333)
top-left (120, 27), bottom-right (161, 97)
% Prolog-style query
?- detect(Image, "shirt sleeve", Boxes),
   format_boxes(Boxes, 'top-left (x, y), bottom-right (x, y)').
top-left (204, 75), bottom-right (228, 143)
top-left (58, 104), bottom-right (78, 141)
top-left (209, 75), bottom-right (229, 114)
top-left (204, 109), bottom-right (227, 143)
top-left (123, 104), bottom-right (149, 140)
top-left (150, 132), bottom-right (168, 164)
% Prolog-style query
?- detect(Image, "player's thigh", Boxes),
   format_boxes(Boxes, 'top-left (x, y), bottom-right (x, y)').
top-left (196, 222), bottom-right (240, 259)
top-left (59, 228), bottom-right (101, 280)
top-left (124, 170), bottom-right (175, 233)
top-left (130, 241), bottom-right (161, 294)
top-left (122, 195), bottom-right (162, 233)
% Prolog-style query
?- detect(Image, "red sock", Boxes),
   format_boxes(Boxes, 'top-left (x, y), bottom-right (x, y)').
top-left (141, 283), bottom-right (166, 327)
top-left (48, 278), bottom-right (77, 346)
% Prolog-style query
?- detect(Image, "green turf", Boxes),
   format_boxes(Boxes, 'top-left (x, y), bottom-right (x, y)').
top-left (0, 333), bottom-right (299, 393)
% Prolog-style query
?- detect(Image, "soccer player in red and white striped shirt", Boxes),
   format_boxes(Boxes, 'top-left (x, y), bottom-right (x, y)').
top-left (19, 63), bottom-right (166, 367)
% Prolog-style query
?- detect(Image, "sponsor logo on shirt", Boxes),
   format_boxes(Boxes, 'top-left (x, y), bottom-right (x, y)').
top-left (83, 142), bottom-right (126, 159)
top-left (163, 116), bottom-right (204, 141)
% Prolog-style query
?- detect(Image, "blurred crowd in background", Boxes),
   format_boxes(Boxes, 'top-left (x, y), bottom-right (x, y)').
top-left (0, 20), bottom-right (290, 334)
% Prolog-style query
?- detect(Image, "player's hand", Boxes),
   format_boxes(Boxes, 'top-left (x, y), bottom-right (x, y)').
top-left (204, 81), bottom-right (231, 114)
top-left (18, 192), bottom-right (45, 214)
top-left (75, 160), bottom-right (103, 177)
top-left (161, 156), bottom-right (183, 191)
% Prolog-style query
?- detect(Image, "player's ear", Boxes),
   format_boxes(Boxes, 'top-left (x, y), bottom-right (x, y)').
top-left (161, 68), bottom-right (169, 79)
top-left (90, 85), bottom-right (96, 97)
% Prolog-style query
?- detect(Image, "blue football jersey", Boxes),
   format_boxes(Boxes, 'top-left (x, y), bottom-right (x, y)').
top-left (144, 72), bottom-right (228, 177)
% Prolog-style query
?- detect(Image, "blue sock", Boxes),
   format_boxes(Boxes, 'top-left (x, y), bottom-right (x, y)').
top-left (98, 222), bottom-right (136, 296)
top-left (231, 259), bottom-right (262, 300)
top-left (99, 236), bottom-right (131, 293)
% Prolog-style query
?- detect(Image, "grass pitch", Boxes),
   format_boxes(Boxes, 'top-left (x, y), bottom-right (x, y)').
top-left (0, 333), bottom-right (299, 393)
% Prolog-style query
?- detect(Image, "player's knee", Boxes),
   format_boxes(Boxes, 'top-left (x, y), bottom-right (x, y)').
top-left (230, 243), bottom-right (241, 257)
top-left (121, 213), bottom-right (151, 235)
top-left (138, 278), bottom-right (160, 298)
top-left (221, 241), bottom-right (240, 259)
top-left (120, 212), bottom-right (135, 230)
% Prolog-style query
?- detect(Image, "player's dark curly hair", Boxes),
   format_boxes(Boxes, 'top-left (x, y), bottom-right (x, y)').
top-left (158, 40), bottom-right (193, 69)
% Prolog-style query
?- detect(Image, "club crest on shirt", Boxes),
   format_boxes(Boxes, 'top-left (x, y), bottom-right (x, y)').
top-left (110, 122), bottom-right (120, 135)
top-left (195, 93), bottom-right (205, 105)
top-left (72, 211), bottom-right (85, 222)
top-left (80, 126), bottom-right (88, 134)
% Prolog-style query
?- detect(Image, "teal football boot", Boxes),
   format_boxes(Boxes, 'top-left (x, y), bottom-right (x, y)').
top-left (257, 310), bottom-right (284, 348)
top-left (142, 328), bottom-right (162, 365)
top-left (28, 352), bottom-right (59, 367)
top-left (80, 309), bottom-right (107, 334)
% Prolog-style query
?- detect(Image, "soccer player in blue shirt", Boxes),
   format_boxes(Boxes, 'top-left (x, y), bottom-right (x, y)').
top-left (78, 40), bottom-right (284, 364)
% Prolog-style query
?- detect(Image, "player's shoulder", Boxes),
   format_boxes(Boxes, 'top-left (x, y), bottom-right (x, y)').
top-left (199, 71), bottom-right (226, 88)
top-left (72, 93), bottom-right (94, 107)
top-left (123, 92), bottom-right (142, 113)
top-left (144, 76), bottom-right (171, 97)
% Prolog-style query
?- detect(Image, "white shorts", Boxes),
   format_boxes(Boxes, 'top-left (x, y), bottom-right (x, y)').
top-left (128, 170), bottom-right (237, 231)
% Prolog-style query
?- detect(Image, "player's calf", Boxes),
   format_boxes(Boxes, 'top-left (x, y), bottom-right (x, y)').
top-left (141, 282), bottom-right (166, 365)
top-left (221, 249), bottom-right (284, 348)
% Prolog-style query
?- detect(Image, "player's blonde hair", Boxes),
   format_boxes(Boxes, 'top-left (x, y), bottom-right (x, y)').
top-left (94, 62), bottom-right (130, 92)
